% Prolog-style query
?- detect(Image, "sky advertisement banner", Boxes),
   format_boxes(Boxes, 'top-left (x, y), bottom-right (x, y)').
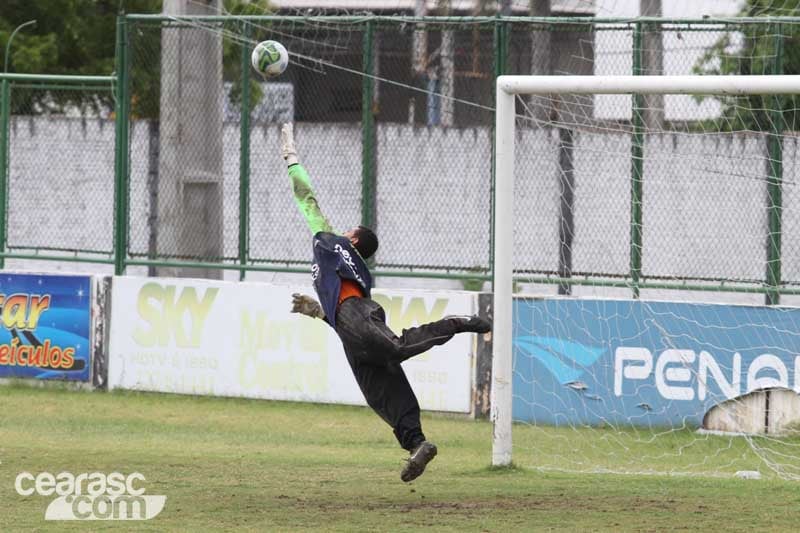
top-left (513, 298), bottom-right (800, 427)
top-left (0, 273), bottom-right (92, 382)
top-left (108, 277), bottom-right (475, 413)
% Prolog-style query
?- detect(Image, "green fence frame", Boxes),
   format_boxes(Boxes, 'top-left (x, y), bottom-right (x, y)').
top-left (0, 72), bottom-right (118, 271)
top-left (3, 15), bottom-right (800, 302)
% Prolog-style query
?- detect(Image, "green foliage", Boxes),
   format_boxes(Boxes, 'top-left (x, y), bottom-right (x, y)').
top-left (1, 0), bottom-right (161, 114)
top-left (0, 1), bottom-right (159, 76)
top-left (741, 0), bottom-right (800, 16)
top-left (694, 1), bottom-right (800, 131)
top-left (1, 0), bottom-right (271, 118)
top-left (222, 0), bottom-right (273, 117)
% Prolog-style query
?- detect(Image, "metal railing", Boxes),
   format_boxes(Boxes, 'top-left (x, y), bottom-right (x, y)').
top-left (0, 72), bottom-right (118, 269)
top-left (4, 16), bottom-right (800, 302)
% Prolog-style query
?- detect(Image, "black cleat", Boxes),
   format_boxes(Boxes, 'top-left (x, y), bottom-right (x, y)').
top-left (445, 315), bottom-right (492, 334)
top-left (401, 441), bottom-right (438, 482)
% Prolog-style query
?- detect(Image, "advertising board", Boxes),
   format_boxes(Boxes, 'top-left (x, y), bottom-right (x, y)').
top-left (108, 277), bottom-right (475, 413)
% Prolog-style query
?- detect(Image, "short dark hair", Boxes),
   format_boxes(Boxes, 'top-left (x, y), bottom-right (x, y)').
top-left (353, 226), bottom-right (378, 259)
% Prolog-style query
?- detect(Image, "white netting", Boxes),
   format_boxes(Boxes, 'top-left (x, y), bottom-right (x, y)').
top-left (127, 4), bottom-right (800, 478)
top-left (504, 62), bottom-right (800, 478)
top-left (511, 296), bottom-right (800, 479)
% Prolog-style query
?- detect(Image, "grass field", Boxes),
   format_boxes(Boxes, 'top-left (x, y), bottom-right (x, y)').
top-left (1, 384), bottom-right (799, 531)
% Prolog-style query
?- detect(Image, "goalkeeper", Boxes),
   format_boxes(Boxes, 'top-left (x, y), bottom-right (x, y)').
top-left (280, 124), bottom-right (491, 482)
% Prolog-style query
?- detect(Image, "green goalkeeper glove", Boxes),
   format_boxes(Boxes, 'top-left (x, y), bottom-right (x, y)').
top-left (291, 293), bottom-right (325, 320)
top-left (281, 123), bottom-right (299, 166)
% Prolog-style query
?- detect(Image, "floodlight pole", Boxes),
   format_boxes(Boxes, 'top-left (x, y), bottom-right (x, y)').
top-left (4, 20), bottom-right (37, 74)
top-left (0, 20), bottom-right (35, 270)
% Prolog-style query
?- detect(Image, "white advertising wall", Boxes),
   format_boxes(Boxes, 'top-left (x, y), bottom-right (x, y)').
top-left (107, 277), bottom-right (476, 413)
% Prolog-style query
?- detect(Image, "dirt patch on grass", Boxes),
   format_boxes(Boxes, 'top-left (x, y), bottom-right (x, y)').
top-left (273, 492), bottom-right (686, 516)
top-left (279, 494), bottom-right (517, 514)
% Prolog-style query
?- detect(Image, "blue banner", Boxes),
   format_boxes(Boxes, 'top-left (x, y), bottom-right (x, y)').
top-left (513, 298), bottom-right (800, 427)
top-left (0, 273), bottom-right (91, 381)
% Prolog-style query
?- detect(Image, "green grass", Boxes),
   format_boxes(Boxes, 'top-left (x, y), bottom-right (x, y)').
top-left (1, 385), bottom-right (799, 531)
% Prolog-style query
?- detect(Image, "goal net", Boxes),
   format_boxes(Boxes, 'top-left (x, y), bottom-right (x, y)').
top-left (492, 74), bottom-right (800, 480)
top-left (116, 6), bottom-right (800, 479)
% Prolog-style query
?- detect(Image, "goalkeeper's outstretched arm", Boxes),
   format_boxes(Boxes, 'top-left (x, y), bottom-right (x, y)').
top-left (281, 123), bottom-right (334, 235)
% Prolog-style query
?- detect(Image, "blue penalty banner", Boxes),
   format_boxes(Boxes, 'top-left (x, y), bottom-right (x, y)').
top-left (513, 298), bottom-right (800, 427)
top-left (0, 273), bottom-right (91, 381)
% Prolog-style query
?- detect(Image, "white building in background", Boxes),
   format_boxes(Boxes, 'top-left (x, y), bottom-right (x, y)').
top-left (270, 1), bottom-right (595, 14)
top-left (271, 0), bottom-right (743, 17)
top-left (595, 0), bottom-right (743, 18)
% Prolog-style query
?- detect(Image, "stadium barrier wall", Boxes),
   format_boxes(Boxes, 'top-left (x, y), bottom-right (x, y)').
top-left (511, 296), bottom-right (800, 428)
top-left (5, 272), bottom-right (800, 431)
top-left (0, 272), bottom-right (96, 383)
top-left (106, 276), bottom-right (478, 414)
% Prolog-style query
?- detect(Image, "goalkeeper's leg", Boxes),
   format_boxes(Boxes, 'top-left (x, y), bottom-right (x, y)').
top-left (337, 298), bottom-right (490, 365)
top-left (341, 345), bottom-right (437, 481)
top-left (343, 346), bottom-right (426, 449)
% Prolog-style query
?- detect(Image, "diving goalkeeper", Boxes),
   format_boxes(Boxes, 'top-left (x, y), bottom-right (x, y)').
top-left (280, 123), bottom-right (491, 482)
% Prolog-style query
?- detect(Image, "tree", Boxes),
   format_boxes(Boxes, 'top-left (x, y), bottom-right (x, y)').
top-left (0, 0), bottom-right (271, 117)
top-left (695, 0), bottom-right (800, 130)
top-left (0, 0), bottom-right (161, 114)
top-left (0, 0), bottom-right (162, 75)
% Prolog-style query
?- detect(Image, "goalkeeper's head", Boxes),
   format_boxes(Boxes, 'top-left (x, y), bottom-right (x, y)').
top-left (344, 226), bottom-right (378, 260)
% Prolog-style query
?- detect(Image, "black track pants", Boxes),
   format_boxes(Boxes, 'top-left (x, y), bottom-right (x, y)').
top-left (334, 297), bottom-right (463, 451)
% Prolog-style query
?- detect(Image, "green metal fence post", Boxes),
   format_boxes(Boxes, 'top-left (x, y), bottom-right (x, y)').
top-left (490, 18), bottom-right (509, 290)
top-left (0, 79), bottom-right (9, 270)
top-left (630, 21), bottom-right (645, 299)
top-left (361, 20), bottom-right (377, 240)
top-left (766, 24), bottom-right (785, 306)
top-left (238, 21), bottom-right (252, 281)
top-left (113, 16), bottom-right (123, 275)
top-left (113, 15), bottom-right (130, 276)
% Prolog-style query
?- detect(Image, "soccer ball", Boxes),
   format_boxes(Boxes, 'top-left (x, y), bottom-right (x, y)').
top-left (251, 40), bottom-right (289, 79)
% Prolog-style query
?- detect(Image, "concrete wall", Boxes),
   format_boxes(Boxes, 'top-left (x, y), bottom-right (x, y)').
top-left (7, 116), bottom-right (794, 294)
top-left (7, 117), bottom-right (116, 254)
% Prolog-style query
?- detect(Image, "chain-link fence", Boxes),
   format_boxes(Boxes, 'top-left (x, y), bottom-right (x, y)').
top-left (502, 19), bottom-right (800, 303)
top-left (0, 74), bottom-right (117, 268)
top-left (7, 16), bottom-right (800, 300)
top-left (121, 16), bottom-right (497, 279)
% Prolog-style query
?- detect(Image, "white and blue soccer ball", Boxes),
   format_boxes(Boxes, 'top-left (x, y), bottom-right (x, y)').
top-left (251, 40), bottom-right (289, 79)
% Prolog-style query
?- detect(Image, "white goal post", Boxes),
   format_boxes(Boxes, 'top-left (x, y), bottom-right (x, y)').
top-left (490, 74), bottom-right (800, 467)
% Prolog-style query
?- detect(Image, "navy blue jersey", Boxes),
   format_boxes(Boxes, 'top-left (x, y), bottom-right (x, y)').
top-left (311, 232), bottom-right (372, 328)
